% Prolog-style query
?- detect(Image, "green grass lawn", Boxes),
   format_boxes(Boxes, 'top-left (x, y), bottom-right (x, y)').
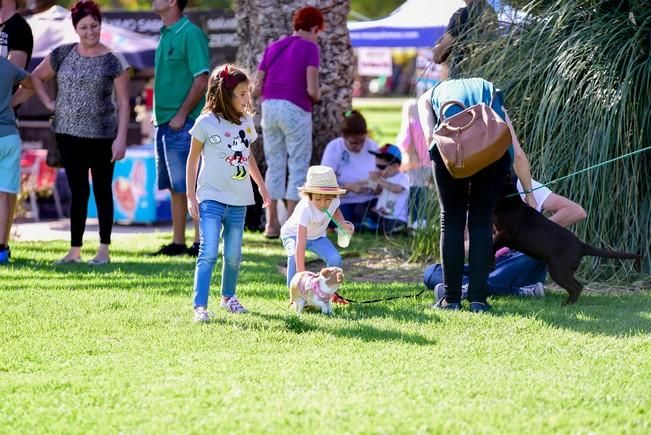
top-left (353, 97), bottom-right (406, 146)
top-left (1, 232), bottom-right (650, 434)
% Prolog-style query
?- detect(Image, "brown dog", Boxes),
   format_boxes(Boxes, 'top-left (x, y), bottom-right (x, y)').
top-left (289, 267), bottom-right (344, 314)
top-left (493, 176), bottom-right (640, 305)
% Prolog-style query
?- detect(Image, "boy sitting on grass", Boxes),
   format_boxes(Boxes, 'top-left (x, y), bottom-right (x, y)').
top-left (361, 144), bottom-right (410, 235)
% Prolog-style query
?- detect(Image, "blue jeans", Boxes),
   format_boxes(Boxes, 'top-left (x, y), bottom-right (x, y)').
top-left (193, 200), bottom-right (246, 308)
top-left (423, 251), bottom-right (548, 295)
top-left (282, 235), bottom-right (342, 287)
top-left (155, 118), bottom-right (194, 192)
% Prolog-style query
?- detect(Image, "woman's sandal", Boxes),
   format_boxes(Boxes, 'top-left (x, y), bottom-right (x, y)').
top-left (54, 256), bottom-right (82, 265)
top-left (263, 225), bottom-right (280, 239)
top-left (88, 257), bottom-right (110, 266)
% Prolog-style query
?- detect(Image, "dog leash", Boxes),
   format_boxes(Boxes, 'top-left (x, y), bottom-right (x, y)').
top-left (340, 288), bottom-right (428, 304)
top-left (322, 208), bottom-right (428, 303)
top-left (511, 145), bottom-right (651, 197)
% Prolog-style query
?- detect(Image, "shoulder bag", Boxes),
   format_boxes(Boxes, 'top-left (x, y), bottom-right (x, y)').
top-left (432, 95), bottom-right (512, 179)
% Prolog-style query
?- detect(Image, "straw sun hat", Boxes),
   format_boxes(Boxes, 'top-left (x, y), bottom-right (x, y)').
top-left (298, 165), bottom-right (347, 195)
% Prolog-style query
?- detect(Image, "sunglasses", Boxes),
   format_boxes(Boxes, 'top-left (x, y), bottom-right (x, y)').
top-left (376, 164), bottom-right (388, 170)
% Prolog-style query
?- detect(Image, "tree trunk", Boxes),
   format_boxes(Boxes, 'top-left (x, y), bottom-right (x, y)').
top-left (234, 0), bottom-right (354, 166)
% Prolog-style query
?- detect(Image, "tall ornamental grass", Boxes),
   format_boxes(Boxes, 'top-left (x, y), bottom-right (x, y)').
top-left (412, 0), bottom-right (650, 280)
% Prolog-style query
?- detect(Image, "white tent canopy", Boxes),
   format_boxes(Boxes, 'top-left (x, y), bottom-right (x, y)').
top-left (348, 0), bottom-right (525, 48)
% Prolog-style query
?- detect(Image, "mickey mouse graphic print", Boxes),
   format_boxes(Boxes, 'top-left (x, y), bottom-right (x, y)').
top-left (189, 112), bottom-right (259, 206)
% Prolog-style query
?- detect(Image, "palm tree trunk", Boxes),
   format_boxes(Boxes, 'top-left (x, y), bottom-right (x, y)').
top-left (234, 0), bottom-right (354, 166)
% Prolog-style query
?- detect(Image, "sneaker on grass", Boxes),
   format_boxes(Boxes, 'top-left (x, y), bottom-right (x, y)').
top-left (431, 298), bottom-right (461, 310)
top-left (194, 307), bottom-right (215, 323)
top-left (435, 283), bottom-right (446, 300)
top-left (435, 283), bottom-right (468, 301)
top-left (469, 301), bottom-right (491, 313)
top-left (221, 296), bottom-right (247, 313)
top-left (186, 242), bottom-right (200, 257)
top-left (148, 243), bottom-right (187, 256)
top-left (518, 282), bottom-right (545, 297)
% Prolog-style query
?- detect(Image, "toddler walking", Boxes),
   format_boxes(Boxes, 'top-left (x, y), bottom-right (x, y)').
top-left (280, 166), bottom-right (353, 304)
top-left (187, 64), bottom-right (270, 322)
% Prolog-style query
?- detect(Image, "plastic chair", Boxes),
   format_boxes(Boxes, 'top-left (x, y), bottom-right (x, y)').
top-left (20, 149), bottom-right (63, 221)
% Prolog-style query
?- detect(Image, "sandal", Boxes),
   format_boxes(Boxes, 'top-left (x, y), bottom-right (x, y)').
top-left (88, 257), bottom-right (110, 266)
top-left (263, 225), bottom-right (280, 239)
top-left (54, 256), bottom-right (82, 265)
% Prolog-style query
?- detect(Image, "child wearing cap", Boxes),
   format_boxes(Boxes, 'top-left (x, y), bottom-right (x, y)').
top-left (280, 165), bottom-right (354, 303)
top-left (362, 144), bottom-right (410, 234)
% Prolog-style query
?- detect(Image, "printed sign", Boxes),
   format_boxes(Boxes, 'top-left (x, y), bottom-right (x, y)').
top-left (357, 47), bottom-right (393, 76)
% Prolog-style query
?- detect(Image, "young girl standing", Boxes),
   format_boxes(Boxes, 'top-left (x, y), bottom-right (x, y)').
top-left (280, 165), bottom-right (354, 304)
top-left (187, 64), bottom-right (270, 322)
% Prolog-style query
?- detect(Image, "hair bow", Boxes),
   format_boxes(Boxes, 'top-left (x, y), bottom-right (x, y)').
top-left (219, 65), bottom-right (240, 90)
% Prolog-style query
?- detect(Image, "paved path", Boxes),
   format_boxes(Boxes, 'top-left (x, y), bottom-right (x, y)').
top-left (12, 218), bottom-right (173, 242)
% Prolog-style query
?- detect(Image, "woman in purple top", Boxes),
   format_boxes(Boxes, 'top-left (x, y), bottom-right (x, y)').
top-left (253, 6), bottom-right (323, 238)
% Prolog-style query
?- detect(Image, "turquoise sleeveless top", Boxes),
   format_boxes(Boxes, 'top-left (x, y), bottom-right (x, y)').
top-left (429, 77), bottom-right (514, 160)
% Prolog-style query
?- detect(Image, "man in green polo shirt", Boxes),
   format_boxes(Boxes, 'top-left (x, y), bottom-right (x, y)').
top-left (151, 0), bottom-right (209, 256)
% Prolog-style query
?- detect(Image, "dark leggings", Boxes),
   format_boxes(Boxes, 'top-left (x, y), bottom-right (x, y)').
top-left (56, 134), bottom-right (115, 247)
top-left (430, 147), bottom-right (511, 303)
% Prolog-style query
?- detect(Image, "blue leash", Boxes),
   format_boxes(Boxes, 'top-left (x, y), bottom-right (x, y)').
top-left (511, 145), bottom-right (651, 197)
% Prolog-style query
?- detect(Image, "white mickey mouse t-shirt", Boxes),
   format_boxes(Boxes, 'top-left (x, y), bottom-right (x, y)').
top-left (189, 112), bottom-right (258, 206)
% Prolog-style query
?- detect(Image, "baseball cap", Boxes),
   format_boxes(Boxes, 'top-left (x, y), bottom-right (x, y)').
top-left (369, 143), bottom-right (402, 164)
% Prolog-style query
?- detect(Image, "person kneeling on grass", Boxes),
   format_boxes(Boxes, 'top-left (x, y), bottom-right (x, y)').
top-left (361, 144), bottom-right (410, 235)
top-left (280, 165), bottom-right (354, 305)
top-left (423, 175), bottom-right (587, 300)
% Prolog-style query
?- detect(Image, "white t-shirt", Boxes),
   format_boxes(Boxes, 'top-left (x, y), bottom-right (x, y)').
top-left (374, 172), bottom-right (410, 223)
top-left (280, 197), bottom-right (341, 240)
top-left (189, 113), bottom-right (258, 206)
top-left (516, 179), bottom-right (552, 212)
top-left (320, 137), bottom-right (379, 204)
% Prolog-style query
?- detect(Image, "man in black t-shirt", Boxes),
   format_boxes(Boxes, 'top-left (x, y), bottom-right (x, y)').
top-left (432, 0), bottom-right (497, 76)
top-left (0, 0), bottom-right (33, 69)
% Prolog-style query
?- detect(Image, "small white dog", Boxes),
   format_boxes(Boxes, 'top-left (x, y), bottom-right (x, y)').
top-left (289, 267), bottom-right (344, 315)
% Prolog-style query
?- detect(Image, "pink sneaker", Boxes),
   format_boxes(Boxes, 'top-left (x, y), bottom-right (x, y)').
top-left (221, 296), bottom-right (248, 313)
